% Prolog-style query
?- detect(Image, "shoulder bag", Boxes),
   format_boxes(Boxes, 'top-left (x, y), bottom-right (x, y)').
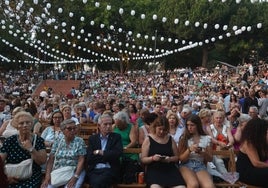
top-left (5, 134), bottom-right (37, 180)
top-left (50, 138), bottom-right (76, 187)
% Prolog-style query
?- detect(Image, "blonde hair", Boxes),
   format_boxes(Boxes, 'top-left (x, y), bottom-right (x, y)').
top-left (198, 109), bottom-right (211, 119)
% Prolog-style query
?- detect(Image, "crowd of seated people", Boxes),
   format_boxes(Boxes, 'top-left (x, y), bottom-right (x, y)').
top-left (0, 62), bottom-right (268, 187)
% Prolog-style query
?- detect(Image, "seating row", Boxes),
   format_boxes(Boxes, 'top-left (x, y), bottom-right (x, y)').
top-left (82, 148), bottom-right (260, 188)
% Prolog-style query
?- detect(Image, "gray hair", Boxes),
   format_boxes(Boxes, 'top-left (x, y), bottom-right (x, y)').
top-left (113, 111), bottom-right (130, 124)
top-left (249, 106), bottom-right (258, 113)
top-left (238, 113), bottom-right (251, 123)
top-left (60, 119), bottom-right (76, 130)
top-left (98, 113), bottom-right (113, 124)
top-left (13, 111), bottom-right (33, 128)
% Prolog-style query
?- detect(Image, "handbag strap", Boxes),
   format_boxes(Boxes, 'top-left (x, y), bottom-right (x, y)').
top-left (52, 137), bottom-right (64, 170)
top-left (33, 134), bottom-right (37, 148)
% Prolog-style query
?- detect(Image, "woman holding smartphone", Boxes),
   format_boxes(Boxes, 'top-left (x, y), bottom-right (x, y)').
top-left (178, 114), bottom-right (215, 188)
top-left (141, 116), bottom-right (186, 188)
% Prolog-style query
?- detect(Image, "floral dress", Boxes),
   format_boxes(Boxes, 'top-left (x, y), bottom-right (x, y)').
top-left (50, 136), bottom-right (86, 170)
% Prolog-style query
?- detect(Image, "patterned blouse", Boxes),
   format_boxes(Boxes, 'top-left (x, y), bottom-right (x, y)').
top-left (51, 136), bottom-right (86, 170)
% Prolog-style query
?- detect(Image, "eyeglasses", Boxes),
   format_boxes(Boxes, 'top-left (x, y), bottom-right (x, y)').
top-left (65, 127), bottom-right (77, 131)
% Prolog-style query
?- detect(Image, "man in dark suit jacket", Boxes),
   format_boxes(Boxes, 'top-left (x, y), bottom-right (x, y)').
top-left (86, 114), bottom-right (123, 188)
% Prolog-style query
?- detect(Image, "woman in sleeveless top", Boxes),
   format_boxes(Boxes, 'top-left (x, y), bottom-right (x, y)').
top-left (207, 110), bottom-right (234, 174)
top-left (141, 116), bottom-right (186, 188)
top-left (236, 118), bottom-right (268, 186)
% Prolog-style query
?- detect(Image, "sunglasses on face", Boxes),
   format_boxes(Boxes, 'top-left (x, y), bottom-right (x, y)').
top-left (65, 127), bottom-right (77, 131)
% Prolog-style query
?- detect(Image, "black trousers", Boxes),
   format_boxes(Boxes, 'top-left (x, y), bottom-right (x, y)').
top-left (88, 168), bottom-right (118, 188)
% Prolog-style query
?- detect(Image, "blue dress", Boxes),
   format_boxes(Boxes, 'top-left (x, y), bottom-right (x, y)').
top-left (0, 134), bottom-right (45, 188)
top-left (146, 136), bottom-right (186, 187)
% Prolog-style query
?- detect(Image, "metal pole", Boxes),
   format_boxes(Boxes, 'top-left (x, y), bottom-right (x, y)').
top-left (153, 30), bottom-right (157, 64)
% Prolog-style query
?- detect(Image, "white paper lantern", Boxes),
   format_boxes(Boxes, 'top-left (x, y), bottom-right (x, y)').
top-left (118, 28), bottom-right (122, 32)
top-left (211, 37), bottom-right (215, 42)
top-left (80, 17), bottom-right (85, 22)
top-left (106, 5), bottom-right (111, 10)
top-left (69, 12), bottom-right (74, 17)
top-left (226, 33), bottom-right (231, 37)
top-left (199, 42), bottom-right (203, 46)
top-left (137, 33), bottom-right (141, 38)
top-left (168, 38), bottom-right (172, 42)
top-left (144, 35), bottom-right (148, 39)
top-left (131, 10), bottom-right (135, 16)
top-left (218, 35), bottom-right (223, 40)
top-left (162, 17), bottom-right (167, 23)
top-left (223, 25), bottom-right (228, 30)
top-left (185, 20), bottom-right (190, 26)
top-left (141, 14), bottom-right (145, 19)
top-left (71, 26), bottom-right (75, 30)
top-left (110, 25), bottom-right (114, 30)
top-left (95, 2), bottom-right (100, 7)
top-left (33, 0), bottom-right (38, 4)
top-left (195, 22), bottom-right (200, 27)
top-left (174, 18), bottom-right (179, 24)
top-left (152, 14), bottom-right (157, 20)
top-left (203, 23), bottom-right (208, 29)
top-left (128, 31), bottom-right (132, 36)
top-left (257, 23), bottom-right (262, 29)
top-left (119, 8), bottom-right (124, 15)
top-left (46, 3), bottom-right (51, 9)
top-left (152, 36), bottom-right (155, 40)
top-left (160, 37), bottom-right (164, 41)
top-left (241, 26), bottom-right (246, 31)
top-left (58, 8), bottom-right (63, 13)
top-left (175, 39), bottom-right (178, 44)
top-left (247, 26), bottom-right (252, 31)
top-left (90, 21), bottom-right (95, 25)
top-left (62, 29), bottom-right (66, 33)
top-left (236, 0), bottom-right (241, 4)
top-left (62, 22), bottom-right (66, 27)
top-left (232, 25), bottom-right (238, 31)
top-left (205, 39), bottom-right (209, 43)
top-left (214, 24), bottom-right (220, 29)
top-left (100, 24), bottom-right (105, 28)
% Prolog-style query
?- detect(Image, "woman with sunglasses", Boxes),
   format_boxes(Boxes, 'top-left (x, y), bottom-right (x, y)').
top-left (41, 119), bottom-right (86, 188)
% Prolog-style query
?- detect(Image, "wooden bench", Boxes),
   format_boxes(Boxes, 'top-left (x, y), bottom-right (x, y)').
top-left (83, 148), bottom-right (261, 188)
top-left (78, 123), bottom-right (98, 145)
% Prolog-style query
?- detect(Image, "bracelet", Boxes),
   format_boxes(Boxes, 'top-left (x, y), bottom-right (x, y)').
top-left (28, 147), bottom-right (34, 153)
top-left (74, 174), bottom-right (79, 179)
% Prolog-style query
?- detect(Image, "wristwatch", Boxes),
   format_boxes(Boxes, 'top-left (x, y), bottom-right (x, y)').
top-left (28, 147), bottom-right (34, 153)
top-left (74, 174), bottom-right (79, 179)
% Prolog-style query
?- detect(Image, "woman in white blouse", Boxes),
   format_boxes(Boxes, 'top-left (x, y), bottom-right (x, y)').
top-left (178, 114), bottom-right (214, 188)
